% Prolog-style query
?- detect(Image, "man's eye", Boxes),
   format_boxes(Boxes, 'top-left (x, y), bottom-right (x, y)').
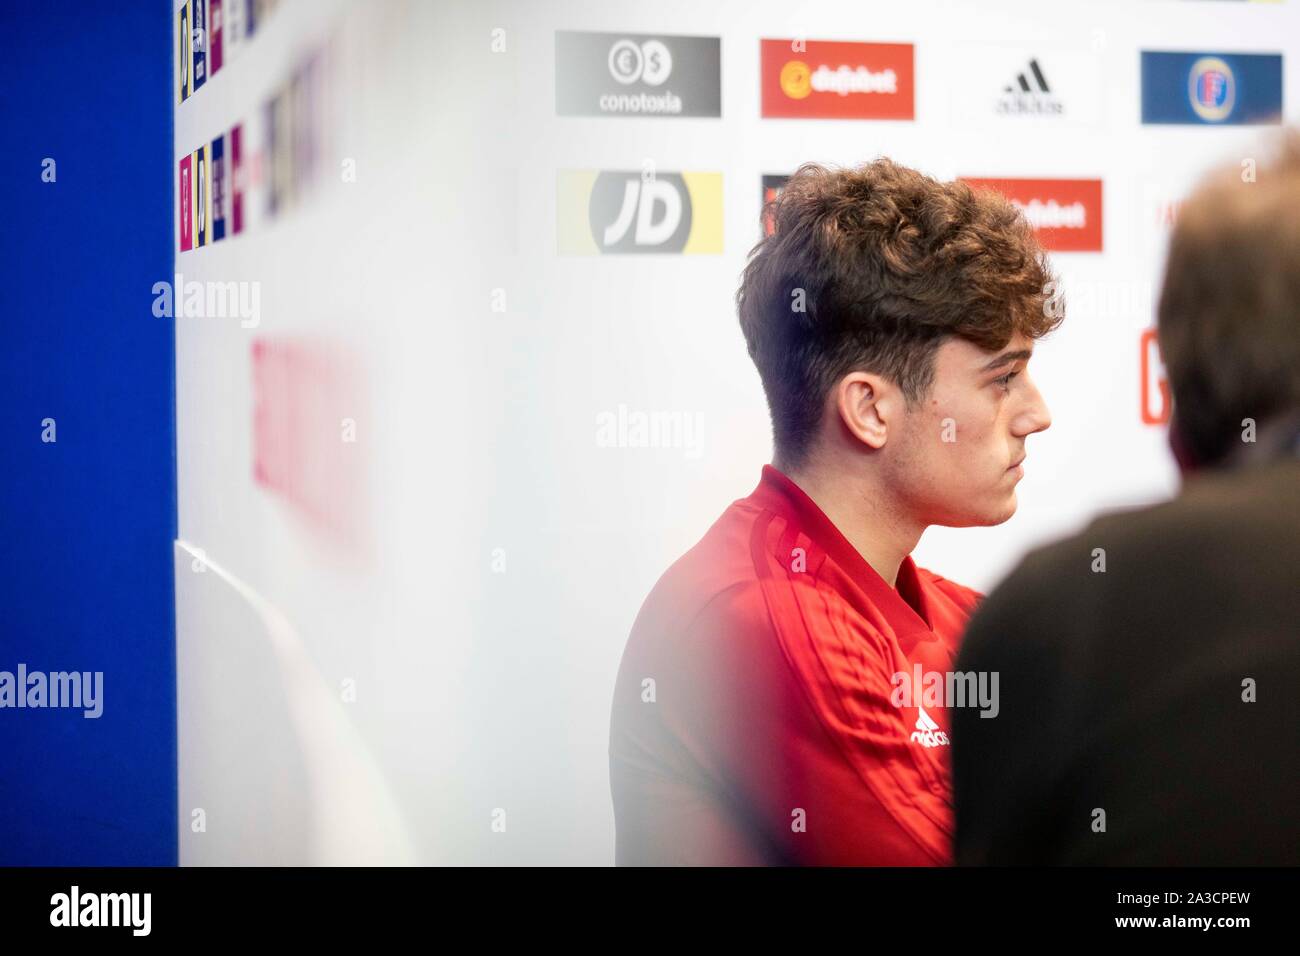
top-left (995, 371), bottom-right (1020, 388)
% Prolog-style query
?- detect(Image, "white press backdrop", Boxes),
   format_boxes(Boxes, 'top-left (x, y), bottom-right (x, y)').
top-left (173, 0), bottom-right (1300, 864)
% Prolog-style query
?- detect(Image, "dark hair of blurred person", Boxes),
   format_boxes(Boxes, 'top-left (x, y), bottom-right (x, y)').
top-left (952, 131), bottom-right (1300, 866)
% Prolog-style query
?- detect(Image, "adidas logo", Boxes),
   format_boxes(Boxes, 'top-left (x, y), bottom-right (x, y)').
top-left (910, 706), bottom-right (950, 748)
top-left (1006, 58), bottom-right (1050, 95)
top-left (997, 58), bottom-right (1063, 116)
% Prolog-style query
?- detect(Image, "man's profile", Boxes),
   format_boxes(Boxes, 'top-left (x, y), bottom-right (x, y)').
top-left (608, 158), bottom-right (1059, 865)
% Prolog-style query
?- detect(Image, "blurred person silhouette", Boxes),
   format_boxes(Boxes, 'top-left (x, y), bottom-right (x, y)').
top-left (952, 132), bottom-right (1300, 865)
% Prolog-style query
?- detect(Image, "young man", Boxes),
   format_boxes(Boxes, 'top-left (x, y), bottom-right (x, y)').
top-left (608, 158), bottom-right (1058, 865)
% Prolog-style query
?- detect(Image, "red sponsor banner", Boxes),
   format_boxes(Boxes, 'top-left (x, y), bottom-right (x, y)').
top-left (252, 338), bottom-right (368, 553)
top-left (960, 177), bottom-right (1103, 252)
top-left (1153, 197), bottom-right (1183, 232)
top-left (761, 174), bottom-right (789, 236)
top-left (1139, 328), bottom-right (1171, 425)
top-left (179, 153), bottom-right (193, 251)
top-left (761, 39), bottom-right (914, 120)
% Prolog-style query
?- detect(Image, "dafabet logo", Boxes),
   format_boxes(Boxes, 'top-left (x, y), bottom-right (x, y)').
top-left (761, 39), bottom-right (914, 120)
top-left (960, 177), bottom-right (1103, 252)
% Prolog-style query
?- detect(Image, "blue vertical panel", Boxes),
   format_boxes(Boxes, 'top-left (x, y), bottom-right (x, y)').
top-left (0, 1), bottom-right (176, 864)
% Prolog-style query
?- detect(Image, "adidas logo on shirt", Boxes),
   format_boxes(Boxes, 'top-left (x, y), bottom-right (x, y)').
top-left (910, 706), bottom-right (950, 748)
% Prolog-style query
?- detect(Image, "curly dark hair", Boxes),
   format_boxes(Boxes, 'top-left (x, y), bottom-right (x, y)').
top-left (737, 158), bottom-right (1061, 468)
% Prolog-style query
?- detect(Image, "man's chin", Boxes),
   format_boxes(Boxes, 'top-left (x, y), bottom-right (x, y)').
top-left (937, 495), bottom-right (1018, 528)
top-left (987, 496), bottom-right (1019, 528)
top-left (986, 503), bottom-right (1018, 526)
top-left (988, 493), bottom-right (1019, 525)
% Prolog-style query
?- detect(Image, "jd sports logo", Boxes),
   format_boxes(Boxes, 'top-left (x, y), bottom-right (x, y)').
top-left (557, 170), bottom-right (723, 254)
top-left (593, 173), bottom-right (691, 251)
top-left (998, 58), bottom-right (1062, 115)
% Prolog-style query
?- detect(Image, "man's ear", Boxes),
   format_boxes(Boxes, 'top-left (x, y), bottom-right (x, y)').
top-left (834, 371), bottom-right (897, 451)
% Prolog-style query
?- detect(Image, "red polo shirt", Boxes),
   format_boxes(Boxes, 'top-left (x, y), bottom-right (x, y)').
top-left (609, 465), bottom-right (981, 865)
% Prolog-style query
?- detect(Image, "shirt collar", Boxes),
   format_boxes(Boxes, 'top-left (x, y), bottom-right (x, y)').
top-left (750, 464), bottom-right (937, 640)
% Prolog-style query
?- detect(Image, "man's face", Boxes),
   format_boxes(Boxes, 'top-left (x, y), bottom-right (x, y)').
top-left (885, 332), bottom-right (1052, 527)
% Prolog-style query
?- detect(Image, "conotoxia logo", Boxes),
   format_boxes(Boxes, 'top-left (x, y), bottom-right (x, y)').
top-left (557, 170), bottom-right (723, 254)
top-left (959, 177), bottom-right (1103, 252)
top-left (761, 39), bottom-right (914, 119)
top-left (555, 31), bottom-right (721, 118)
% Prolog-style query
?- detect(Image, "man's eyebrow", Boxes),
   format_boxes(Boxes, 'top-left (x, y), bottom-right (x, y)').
top-left (979, 348), bottom-right (1033, 373)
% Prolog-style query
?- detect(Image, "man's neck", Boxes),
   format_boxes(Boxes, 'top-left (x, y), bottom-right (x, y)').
top-left (779, 459), bottom-right (925, 589)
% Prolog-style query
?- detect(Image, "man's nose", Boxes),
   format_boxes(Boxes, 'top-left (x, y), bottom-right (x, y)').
top-left (1014, 377), bottom-right (1052, 437)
